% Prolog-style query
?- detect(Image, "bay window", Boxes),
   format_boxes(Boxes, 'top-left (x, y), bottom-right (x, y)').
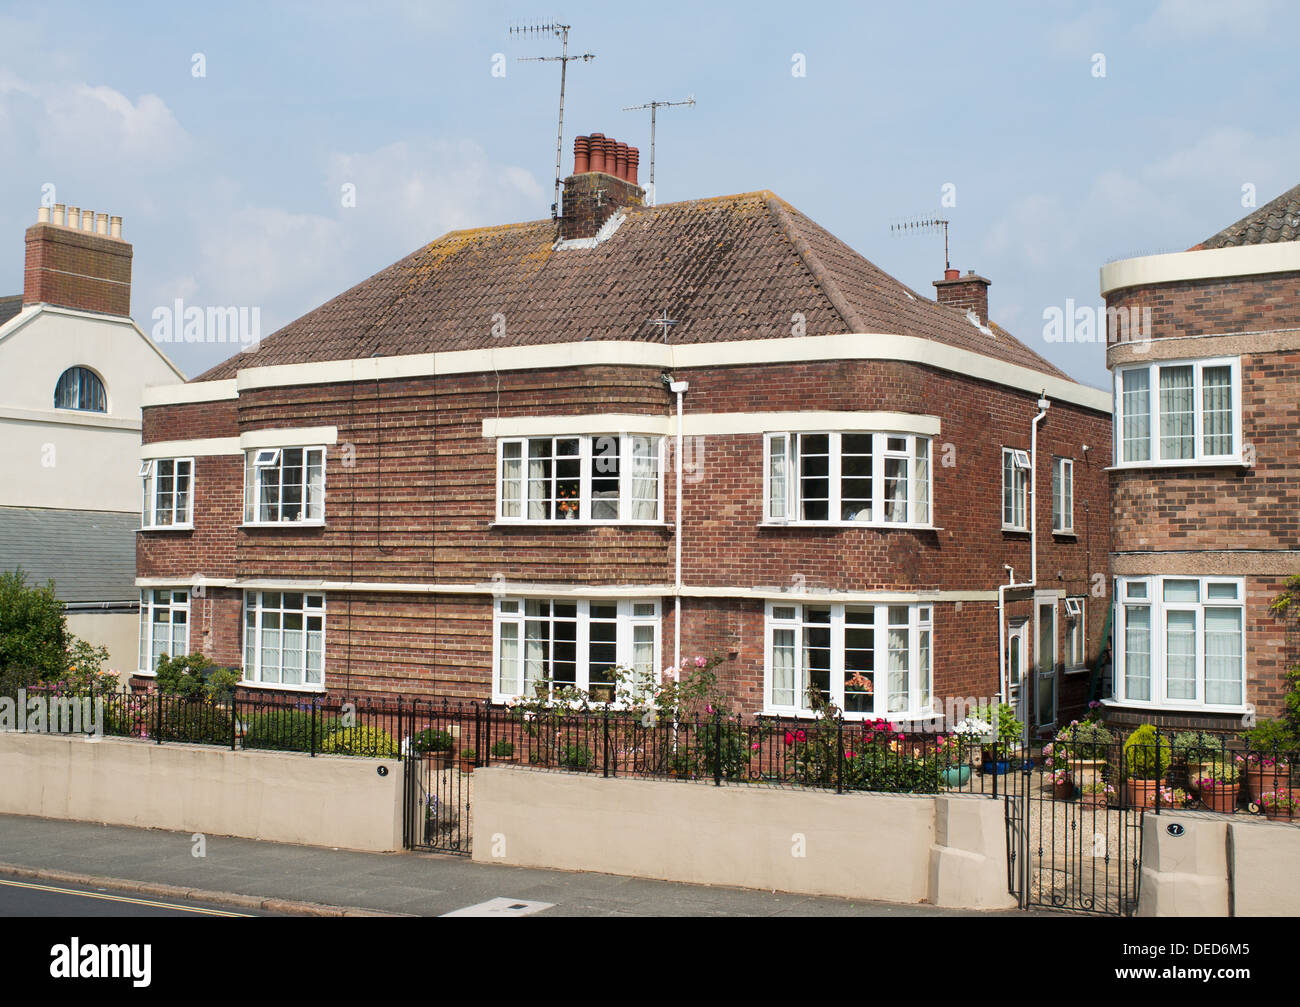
top-left (1115, 358), bottom-right (1240, 465)
top-left (141, 458), bottom-right (194, 528)
top-left (763, 432), bottom-right (931, 526)
top-left (766, 602), bottom-right (932, 718)
top-left (497, 435), bottom-right (662, 522)
top-left (1115, 576), bottom-right (1245, 709)
top-left (494, 598), bottom-right (660, 702)
top-left (138, 589), bottom-right (189, 672)
top-left (243, 592), bottom-right (326, 688)
top-left (244, 447), bottom-right (325, 524)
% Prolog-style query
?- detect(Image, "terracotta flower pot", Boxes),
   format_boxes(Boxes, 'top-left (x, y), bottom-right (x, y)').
top-left (1053, 778), bottom-right (1075, 801)
top-left (1199, 782), bottom-right (1239, 813)
top-left (1124, 779), bottom-right (1159, 809)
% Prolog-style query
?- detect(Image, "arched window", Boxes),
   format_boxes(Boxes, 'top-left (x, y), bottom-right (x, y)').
top-left (54, 366), bottom-right (107, 412)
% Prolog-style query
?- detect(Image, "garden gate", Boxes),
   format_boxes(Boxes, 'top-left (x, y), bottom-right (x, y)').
top-left (403, 704), bottom-right (477, 855)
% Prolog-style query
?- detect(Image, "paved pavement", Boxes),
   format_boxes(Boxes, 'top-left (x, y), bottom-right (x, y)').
top-left (0, 814), bottom-right (1020, 917)
top-left (0, 874), bottom-right (275, 917)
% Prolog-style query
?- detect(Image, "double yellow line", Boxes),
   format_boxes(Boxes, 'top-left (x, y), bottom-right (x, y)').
top-left (0, 877), bottom-right (252, 916)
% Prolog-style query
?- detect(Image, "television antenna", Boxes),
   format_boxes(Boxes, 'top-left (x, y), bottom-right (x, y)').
top-left (622, 95), bottom-right (695, 204)
top-left (511, 21), bottom-right (595, 219)
top-left (891, 216), bottom-right (950, 271)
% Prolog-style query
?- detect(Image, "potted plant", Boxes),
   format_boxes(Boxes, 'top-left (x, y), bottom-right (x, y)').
top-left (936, 732), bottom-right (973, 788)
top-left (1079, 780), bottom-right (1114, 808)
top-left (490, 738), bottom-right (516, 763)
top-left (1237, 752), bottom-right (1292, 802)
top-left (966, 703), bottom-right (1023, 774)
top-left (1051, 720), bottom-right (1114, 769)
top-left (1172, 731), bottom-right (1220, 790)
top-left (1197, 757), bottom-right (1240, 813)
top-left (1258, 789), bottom-right (1296, 821)
top-left (1051, 767), bottom-right (1075, 800)
top-left (1157, 785), bottom-right (1193, 810)
top-left (1121, 724), bottom-right (1171, 809)
top-left (412, 727), bottom-right (455, 768)
top-left (458, 747), bottom-right (477, 774)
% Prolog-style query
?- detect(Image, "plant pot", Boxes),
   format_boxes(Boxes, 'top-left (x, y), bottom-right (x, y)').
top-left (1199, 782), bottom-right (1239, 813)
top-left (1242, 766), bottom-right (1291, 801)
top-left (1053, 780), bottom-right (1075, 801)
top-left (458, 758), bottom-right (475, 775)
top-left (422, 751), bottom-right (452, 770)
top-left (941, 764), bottom-right (972, 787)
top-left (1124, 779), bottom-right (1159, 810)
top-left (1080, 791), bottom-right (1108, 809)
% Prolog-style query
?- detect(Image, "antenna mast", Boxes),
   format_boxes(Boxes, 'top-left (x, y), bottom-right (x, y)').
top-left (511, 21), bottom-right (595, 219)
top-left (890, 216), bottom-right (950, 271)
top-left (622, 95), bottom-right (695, 204)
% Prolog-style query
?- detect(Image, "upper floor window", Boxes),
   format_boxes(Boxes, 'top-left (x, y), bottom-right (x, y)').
top-left (764, 432), bottom-right (931, 526)
top-left (1116, 576), bottom-right (1244, 710)
top-left (1116, 358), bottom-right (1240, 466)
top-left (1052, 457), bottom-right (1074, 534)
top-left (493, 598), bottom-right (660, 703)
top-left (140, 458), bottom-right (193, 528)
top-left (243, 447), bottom-right (325, 524)
top-left (243, 591), bottom-right (325, 688)
top-left (497, 435), bottom-right (662, 523)
top-left (1002, 448), bottom-right (1030, 531)
top-left (139, 588), bottom-right (189, 672)
top-left (54, 366), bottom-right (106, 412)
top-left (765, 602), bottom-right (932, 718)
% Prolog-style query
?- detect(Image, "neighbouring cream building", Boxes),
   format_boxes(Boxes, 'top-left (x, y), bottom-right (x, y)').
top-left (0, 204), bottom-right (183, 676)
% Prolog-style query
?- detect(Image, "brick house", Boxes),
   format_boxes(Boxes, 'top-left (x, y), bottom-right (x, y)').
top-left (136, 132), bottom-right (1111, 729)
top-left (1101, 183), bottom-right (1300, 730)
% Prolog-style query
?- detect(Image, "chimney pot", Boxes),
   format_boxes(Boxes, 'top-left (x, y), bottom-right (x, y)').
top-left (944, 268), bottom-right (960, 280)
top-left (573, 135), bottom-right (590, 175)
top-left (603, 136), bottom-right (617, 175)
top-left (96, 212), bottom-right (108, 236)
top-left (83, 210), bottom-right (96, 232)
top-left (933, 267), bottom-right (991, 325)
top-left (37, 206), bottom-right (50, 224)
top-left (588, 132), bottom-right (606, 173)
top-left (110, 215), bottom-right (123, 239)
top-left (67, 206), bottom-right (81, 230)
top-left (52, 203), bottom-right (65, 227)
top-left (627, 147), bottom-right (640, 186)
top-left (614, 141), bottom-right (629, 181)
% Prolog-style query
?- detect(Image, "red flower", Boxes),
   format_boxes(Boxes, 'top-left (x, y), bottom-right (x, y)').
top-left (784, 730), bottom-right (795, 746)
top-left (796, 729), bottom-right (807, 742)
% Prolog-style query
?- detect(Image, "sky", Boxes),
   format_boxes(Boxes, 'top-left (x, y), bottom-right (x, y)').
top-left (1, 0), bottom-right (1297, 388)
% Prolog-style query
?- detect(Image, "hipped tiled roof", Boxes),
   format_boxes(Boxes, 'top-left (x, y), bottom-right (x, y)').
top-left (1197, 182), bottom-right (1300, 249)
top-left (197, 191), bottom-right (1067, 381)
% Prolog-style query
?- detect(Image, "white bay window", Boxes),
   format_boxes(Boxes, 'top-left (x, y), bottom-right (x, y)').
top-left (243, 591), bottom-right (325, 688)
top-left (244, 447), bottom-right (325, 524)
top-left (493, 598), bottom-right (660, 703)
top-left (497, 435), bottom-right (662, 523)
top-left (763, 432), bottom-right (931, 526)
top-left (1115, 576), bottom-right (1244, 710)
top-left (141, 458), bottom-right (194, 528)
top-left (138, 589), bottom-right (190, 672)
top-left (1115, 358), bottom-right (1240, 466)
top-left (765, 602), bottom-right (932, 718)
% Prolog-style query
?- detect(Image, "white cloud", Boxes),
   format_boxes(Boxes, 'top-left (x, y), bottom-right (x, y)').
top-left (1139, 0), bottom-right (1283, 40)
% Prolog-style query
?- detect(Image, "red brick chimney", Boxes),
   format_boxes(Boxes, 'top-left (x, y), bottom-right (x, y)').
top-left (933, 268), bottom-right (990, 325)
top-left (560, 133), bottom-right (645, 241)
top-left (23, 203), bottom-right (132, 316)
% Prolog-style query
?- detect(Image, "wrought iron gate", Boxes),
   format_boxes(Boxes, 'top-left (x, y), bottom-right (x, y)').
top-left (403, 705), bottom-right (477, 855)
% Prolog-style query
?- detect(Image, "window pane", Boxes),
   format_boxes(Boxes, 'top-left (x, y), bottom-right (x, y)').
top-left (588, 618), bottom-right (618, 701)
top-left (1204, 607), bottom-right (1242, 705)
top-left (887, 607), bottom-right (909, 713)
top-left (1037, 605), bottom-right (1054, 674)
top-left (1165, 610), bottom-right (1196, 701)
top-left (632, 624), bottom-right (655, 690)
top-left (527, 439), bottom-right (553, 520)
top-left (1121, 369), bottom-right (1151, 462)
top-left (1164, 579), bottom-right (1199, 603)
top-left (803, 617), bottom-right (831, 710)
top-left (591, 435), bottom-right (620, 520)
top-left (767, 435), bottom-right (788, 520)
top-left (913, 439), bottom-right (929, 525)
top-left (771, 628), bottom-right (796, 707)
top-left (1202, 365), bottom-right (1233, 455)
top-left (630, 436), bottom-right (659, 520)
top-left (843, 616), bottom-right (874, 714)
top-left (1124, 606), bottom-right (1151, 701)
top-left (1158, 365), bottom-right (1194, 460)
top-left (840, 434), bottom-right (872, 522)
top-left (883, 456), bottom-right (908, 523)
top-left (501, 442), bottom-right (522, 518)
top-left (305, 450), bottom-right (324, 520)
top-left (555, 438), bottom-right (581, 519)
top-left (798, 434), bottom-right (829, 521)
top-left (497, 622), bottom-right (520, 695)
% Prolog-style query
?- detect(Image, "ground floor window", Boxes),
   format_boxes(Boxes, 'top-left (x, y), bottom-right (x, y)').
top-left (1116, 576), bottom-right (1244, 709)
top-left (493, 598), bottom-right (660, 703)
top-left (765, 602), bottom-right (932, 718)
top-left (138, 589), bottom-right (189, 672)
top-left (242, 591), bottom-right (325, 688)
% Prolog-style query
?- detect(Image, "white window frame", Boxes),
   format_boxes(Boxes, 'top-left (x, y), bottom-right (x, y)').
top-left (762, 431), bottom-right (933, 528)
top-left (491, 597), bottom-right (661, 704)
top-left (243, 446), bottom-right (327, 525)
top-left (1002, 447), bottom-right (1030, 531)
top-left (1064, 596), bottom-right (1086, 672)
top-left (763, 601), bottom-right (933, 720)
top-left (242, 591), bottom-right (327, 690)
top-left (138, 588), bottom-right (190, 673)
top-left (1052, 457), bottom-right (1074, 534)
top-left (141, 457), bottom-right (195, 529)
top-left (1113, 575), bottom-right (1247, 712)
top-left (495, 435), bottom-right (665, 524)
top-left (1113, 357), bottom-right (1241, 468)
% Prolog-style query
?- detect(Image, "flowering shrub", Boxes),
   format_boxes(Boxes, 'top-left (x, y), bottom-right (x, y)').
top-left (1259, 790), bottom-right (1296, 813)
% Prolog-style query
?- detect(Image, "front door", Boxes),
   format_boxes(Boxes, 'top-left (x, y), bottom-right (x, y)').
top-left (1035, 599), bottom-right (1057, 729)
top-left (1007, 619), bottom-right (1028, 725)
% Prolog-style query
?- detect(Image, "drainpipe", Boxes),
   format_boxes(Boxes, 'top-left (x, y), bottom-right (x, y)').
top-left (670, 379), bottom-right (689, 678)
top-left (1030, 393), bottom-right (1051, 588)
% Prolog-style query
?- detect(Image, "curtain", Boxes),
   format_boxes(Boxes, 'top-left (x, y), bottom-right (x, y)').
top-left (913, 440), bottom-right (929, 524)
top-left (630, 436), bottom-right (659, 520)
top-left (244, 458), bottom-right (256, 522)
top-left (306, 616), bottom-right (323, 685)
top-left (887, 608), bottom-right (909, 712)
top-left (917, 628), bottom-right (931, 710)
top-left (1204, 607), bottom-right (1243, 705)
top-left (771, 628), bottom-right (795, 707)
top-left (527, 440), bottom-right (550, 520)
top-left (885, 457), bottom-right (908, 523)
top-left (282, 612), bottom-right (304, 686)
top-left (501, 443), bottom-right (522, 518)
top-left (1124, 606), bottom-right (1151, 701)
top-left (498, 622), bottom-right (520, 695)
top-left (1165, 610), bottom-right (1196, 700)
top-left (244, 604), bottom-right (257, 678)
top-left (1159, 365), bottom-right (1194, 459)
top-left (1122, 369), bottom-right (1151, 462)
top-left (1202, 365), bottom-right (1233, 455)
top-left (306, 451), bottom-right (324, 520)
top-left (632, 624), bottom-right (655, 692)
top-left (260, 610), bottom-right (281, 684)
top-left (524, 618), bottom-right (546, 696)
top-left (767, 435), bottom-right (788, 519)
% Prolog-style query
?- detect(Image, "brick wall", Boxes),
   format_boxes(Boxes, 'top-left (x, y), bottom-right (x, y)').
top-left (23, 223), bottom-right (132, 316)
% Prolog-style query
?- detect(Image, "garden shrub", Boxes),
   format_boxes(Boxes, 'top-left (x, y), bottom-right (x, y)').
top-left (242, 708), bottom-right (335, 752)
top-left (1123, 723), bottom-right (1172, 780)
top-left (319, 724), bottom-right (400, 757)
